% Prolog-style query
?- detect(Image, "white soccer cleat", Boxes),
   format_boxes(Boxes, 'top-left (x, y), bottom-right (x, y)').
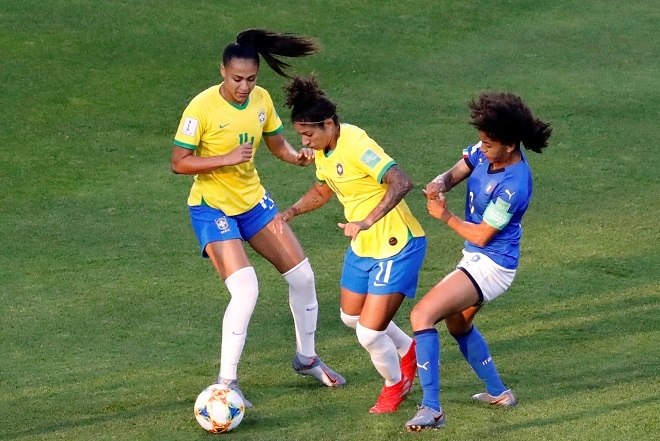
top-left (217, 378), bottom-right (253, 408)
top-left (471, 389), bottom-right (518, 408)
top-left (292, 354), bottom-right (346, 387)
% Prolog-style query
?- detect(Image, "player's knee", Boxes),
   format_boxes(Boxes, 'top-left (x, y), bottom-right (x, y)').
top-left (445, 313), bottom-right (472, 335)
top-left (225, 266), bottom-right (259, 306)
top-left (409, 306), bottom-right (435, 332)
top-left (283, 258), bottom-right (315, 290)
top-left (340, 309), bottom-right (359, 329)
top-left (356, 322), bottom-right (385, 351)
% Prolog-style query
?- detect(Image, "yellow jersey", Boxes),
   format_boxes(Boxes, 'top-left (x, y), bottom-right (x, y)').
top-left (173, 84), bottom-right (283, 215)
top-left (315, 124), bottom-right (424, 259)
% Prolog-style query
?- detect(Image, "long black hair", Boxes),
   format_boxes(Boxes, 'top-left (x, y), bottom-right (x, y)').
top-left (284, 75), bottom-right (339, 126)
top-left (469, 92), bottom-right (552, 153)
top-left (222, 29), bottom-right (318, 78)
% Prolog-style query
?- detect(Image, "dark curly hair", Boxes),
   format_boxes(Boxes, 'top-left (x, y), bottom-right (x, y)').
top-left (469, 92), bottom-right (552, 153)
top-left (222, 29), bottom-right (319, 78)
top-left (284, 75), bottom-right (339, 126)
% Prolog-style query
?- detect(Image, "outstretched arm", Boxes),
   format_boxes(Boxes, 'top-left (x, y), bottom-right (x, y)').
top-left (264, 133), bottom-right (315, 166)
top-left (280, 181), bottom-right (334, 222)
top-left (424, 159), bottom-right (471, 198)
top-left (339, 165), bottom-right (413, 241)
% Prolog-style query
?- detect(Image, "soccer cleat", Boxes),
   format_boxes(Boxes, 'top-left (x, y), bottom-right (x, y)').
top-left (292, 355), bottom-right (346, 387)
top-left (369, 377), bottom-right (412, 414)
top-left (471, 389), bottom-right (518, 408)
top-left (405, 405), bottom-right (446, 431)
top-left (217, 378), bottom-right (253, 408)
top-left (400, 341), bottom-right (417, 392)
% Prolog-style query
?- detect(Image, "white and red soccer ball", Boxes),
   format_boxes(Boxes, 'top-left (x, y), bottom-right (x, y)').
top-left (194, 384), bottom-right (245, 433)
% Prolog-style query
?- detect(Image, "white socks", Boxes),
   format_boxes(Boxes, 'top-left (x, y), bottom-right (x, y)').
top-left (283, 258), bottom-right (318, 357)
top-left (219, 266), bottom-right (259, 380)
top-left (341, 309), bottom-right (413, 357)
top-left (385, 321), bottom-right (413, 357)
top-left (356, 322), bottom-right (401, 386)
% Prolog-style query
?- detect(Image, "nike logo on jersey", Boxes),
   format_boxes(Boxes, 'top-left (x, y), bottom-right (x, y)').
top-left (504, 189), bottom-right (516, 200)
top-left (219, 122), bottom-right (231, 128)
top-left (417, 361), bottom-right (430, 371)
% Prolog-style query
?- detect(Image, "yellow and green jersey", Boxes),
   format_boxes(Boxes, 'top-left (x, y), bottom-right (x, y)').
top-left (173, 84), bottom-right (284, 215)
top-left (315, 124), bottom-right (424, 259)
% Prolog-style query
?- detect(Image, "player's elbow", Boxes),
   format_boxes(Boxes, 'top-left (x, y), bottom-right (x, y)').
top-left (396, 168), bottom-right (414, 195)
top-left (471, 230), bottom-right (497, 248)
top-left (402, 177), bottom-right (414, 194)
top-left (171, 159), bottom-right (185, 174)
top-left (471, 237), bottom-right (490, 248)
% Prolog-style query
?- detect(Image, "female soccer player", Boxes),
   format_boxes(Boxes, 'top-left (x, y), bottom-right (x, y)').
top-left (171, 30), bottom-right (345, 408)
top-left (404, 92), bottom-right (552, 431)
top-left (278, 76), bottom-right (426, 414)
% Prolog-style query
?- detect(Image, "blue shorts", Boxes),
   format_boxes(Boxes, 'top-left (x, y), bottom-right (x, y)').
top-left (189, 193), bottom-right (278, 257)
top-left (340, 236), bottom-right (427, 298)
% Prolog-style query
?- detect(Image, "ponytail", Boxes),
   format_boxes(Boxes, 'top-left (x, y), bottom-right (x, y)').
top-left (521, 117), bottom-right (552, 153)
top-left (223, 29), bottom-right (319, 78)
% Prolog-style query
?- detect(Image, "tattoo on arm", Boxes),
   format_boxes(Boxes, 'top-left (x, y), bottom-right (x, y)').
top-left (364, 166), bottom-right (413, 226)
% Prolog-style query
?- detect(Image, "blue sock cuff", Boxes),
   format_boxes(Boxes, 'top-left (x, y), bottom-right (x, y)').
top-left (450, 325), bottom-right (475, 341)
top-left (414, 328), bottom-right (438, 337)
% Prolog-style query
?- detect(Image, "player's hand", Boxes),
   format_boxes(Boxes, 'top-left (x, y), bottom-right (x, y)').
top-left (224, 142), bottom-right (253, 166)
top-left (295, 147), bottom-right (315, 166)
top-left (338, 221), bottom-right (370, 241)
top-left (272, 213), bottom-right (286, 235)
top-left (424, 180), bottom-right (446, 200)
top-left (426, 192), bottom-right (448, 220)
top-left (272, 208), bottom-right (296, 234)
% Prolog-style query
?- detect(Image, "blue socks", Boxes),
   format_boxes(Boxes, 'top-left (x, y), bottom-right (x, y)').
top-left (414, 328), bottom-right (441, 412)
top-left (452, 326), bottom-right (506, 396)
top-left (414, 325), bottom-right (506, 412)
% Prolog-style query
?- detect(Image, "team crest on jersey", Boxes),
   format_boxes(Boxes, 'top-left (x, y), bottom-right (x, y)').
top-left (257, 109), bottom-right (266, 126)
top-left (336, 163), bottom-right (344, 176)
top-left (485, 181), bottom-right (497, 194)
top-left (215, 217), bottom-right (230, 233)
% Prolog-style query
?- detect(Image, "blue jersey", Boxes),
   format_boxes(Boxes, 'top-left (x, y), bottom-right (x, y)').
top-left (462, 142), bottom-right (533, 269)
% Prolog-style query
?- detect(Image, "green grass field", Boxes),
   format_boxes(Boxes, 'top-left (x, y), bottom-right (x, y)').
top-left (1, 1), bottom-right (658, 440)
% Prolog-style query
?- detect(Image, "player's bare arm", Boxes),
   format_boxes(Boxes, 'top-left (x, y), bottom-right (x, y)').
top-left (426, 194), bottom-right (500, 247)
top-left (170, 144), bottom-right (252, 175)
top-left (338, 165), bottom-right (412, 240)
top-left (264, 133), bottom-right (315, 166)
top-left (281, 181), bottom-right (334, 222)
top-left (364, 165), bottom-right (413, 228)
top-left (425, 159), bottom-right (471, 197)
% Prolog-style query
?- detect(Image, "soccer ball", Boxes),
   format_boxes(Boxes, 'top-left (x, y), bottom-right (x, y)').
top-left (193, 384), bottom-right (245, 433)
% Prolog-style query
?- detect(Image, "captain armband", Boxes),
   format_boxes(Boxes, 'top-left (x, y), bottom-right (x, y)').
top-left (482, 197), bottom-right (513, 230)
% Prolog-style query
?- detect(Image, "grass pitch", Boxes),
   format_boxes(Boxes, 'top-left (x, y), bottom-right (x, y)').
top-left (1, 1), bottom-right (658, 440)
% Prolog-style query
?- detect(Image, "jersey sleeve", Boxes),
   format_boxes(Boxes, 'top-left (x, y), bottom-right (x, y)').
top-left (173, 101), bottom-right (204, 150)
top-left (482, 179), bottom-right (525, 230)
top-left (463, 142), bottom-right (482, 170)
top-left (349, 132), bottom-right (395, 183)
top-left (261, 90), bottom-right (284, 136)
